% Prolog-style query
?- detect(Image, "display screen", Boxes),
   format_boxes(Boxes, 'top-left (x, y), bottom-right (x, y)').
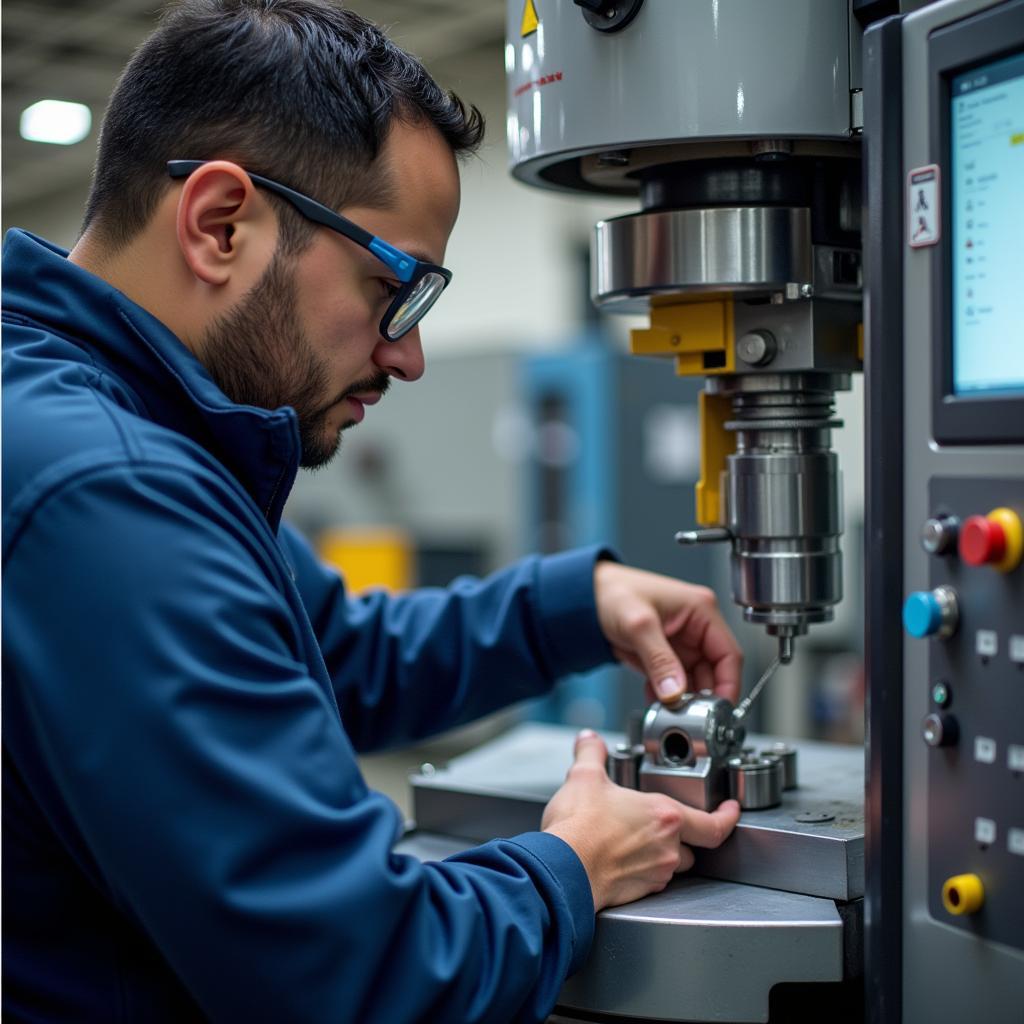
top-left (950, 50), bottom-right (1024, 396)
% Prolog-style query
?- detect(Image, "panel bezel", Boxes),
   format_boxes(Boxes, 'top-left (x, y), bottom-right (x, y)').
top-left (928, 0), bottom-right (1024, 445)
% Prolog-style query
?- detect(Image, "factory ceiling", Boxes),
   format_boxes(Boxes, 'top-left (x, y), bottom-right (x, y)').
top-left (2, 0), bottom-right (505, 209)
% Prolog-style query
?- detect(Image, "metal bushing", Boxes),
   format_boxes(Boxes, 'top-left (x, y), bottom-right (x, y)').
top-left (761, 743), bottom-right (798, 790)
top-left (607, 743), bottom-right (645, 789)
top-left (728, 756), bottom-right (783, 810)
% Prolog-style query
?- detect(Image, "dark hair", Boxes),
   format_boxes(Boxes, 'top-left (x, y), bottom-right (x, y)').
top-left (82, 0), bottom-right (484, 252)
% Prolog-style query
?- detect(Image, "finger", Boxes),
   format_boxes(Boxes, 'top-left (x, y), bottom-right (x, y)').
top-left (573, 729), bottom-right (609, 768)
top-left (676, 844), bottom-right (696, 874)
top-left (696, 612), bottom-right (743, 703)
top-left (691, 661), bottom-right (715, 695)
top-left (624, 604), bottom-right (686, 703)
top-left (678, 799), bottom-right (742, 849)
top-left (667, 603), bottom-right (742, 704)
top-left (712, 649), bottom-right (743, 704)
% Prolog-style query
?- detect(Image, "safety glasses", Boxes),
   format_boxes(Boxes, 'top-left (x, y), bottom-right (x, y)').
top-left (167, 160), bottom-right (451, 341)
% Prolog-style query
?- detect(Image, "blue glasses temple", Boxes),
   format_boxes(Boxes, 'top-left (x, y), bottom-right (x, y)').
top-left (167, 160), bottom-right (418, 283)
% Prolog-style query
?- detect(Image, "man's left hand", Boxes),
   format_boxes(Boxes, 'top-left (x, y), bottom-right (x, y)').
top-left (594, 561), bottom-right (742, 705)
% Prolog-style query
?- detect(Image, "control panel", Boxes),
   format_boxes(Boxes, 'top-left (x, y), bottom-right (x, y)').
top-left (865, 2), bottom-right (1024, 1017)
top-left (907, 478), bottom-right (1024, 950)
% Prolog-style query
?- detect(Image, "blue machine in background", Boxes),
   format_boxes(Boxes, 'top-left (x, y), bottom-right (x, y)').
top-left (521, 340), bottom-right (717, 729)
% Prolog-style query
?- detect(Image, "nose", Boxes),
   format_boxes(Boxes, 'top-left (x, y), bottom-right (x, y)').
top-left (373, 327), bottom-right (425, 382)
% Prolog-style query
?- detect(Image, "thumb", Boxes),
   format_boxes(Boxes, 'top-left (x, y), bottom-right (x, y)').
top-left (573, 729), bottom-right (609, 768)
top-left (629, 611), bottom-right (686, 703)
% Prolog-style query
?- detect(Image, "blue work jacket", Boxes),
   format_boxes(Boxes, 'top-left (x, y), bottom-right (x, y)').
top-left (1, 229), bottom-right (612, 1023)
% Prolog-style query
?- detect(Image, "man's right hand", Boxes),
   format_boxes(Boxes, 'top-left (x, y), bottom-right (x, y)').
top-left (541, 730), bottom-right (741, 911)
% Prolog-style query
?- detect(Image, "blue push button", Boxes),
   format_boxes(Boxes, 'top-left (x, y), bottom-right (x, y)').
top-left (904, 591), bottom-right (942, 637)
top-left (903, 586), bottom-right (958, 638)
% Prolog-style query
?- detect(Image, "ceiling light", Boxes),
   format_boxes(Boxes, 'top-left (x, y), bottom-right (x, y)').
top-left (20, 100), bottom-right (92, 146)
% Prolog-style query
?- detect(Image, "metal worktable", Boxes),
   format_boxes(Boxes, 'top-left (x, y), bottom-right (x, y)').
top-left (398, 724), bottom-right (864, 1022)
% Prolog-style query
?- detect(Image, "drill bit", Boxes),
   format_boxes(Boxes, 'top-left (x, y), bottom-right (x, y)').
top-left (733, 654), bottom-right (782, 722)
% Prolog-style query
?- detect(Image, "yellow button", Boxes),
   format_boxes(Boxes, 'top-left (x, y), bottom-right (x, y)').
top-left (988, 507), bottom-right (1023, 572)
top-left (942, 873), bottom-right (985, 915)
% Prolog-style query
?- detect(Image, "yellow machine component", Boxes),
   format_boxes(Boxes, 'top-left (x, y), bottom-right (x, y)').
top-left (942, 873), bottom-right (985, 916)
top-left (630, 299), bottom-right (736, 377)
top-left (630, 300), bottom-right (737, 527)
top-left (696, 391), bottom-right (734, 527)
top-left (318, 527), bottom-right (413, 594)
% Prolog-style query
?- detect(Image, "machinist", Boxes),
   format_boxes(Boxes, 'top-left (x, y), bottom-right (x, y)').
top-left (2, 2), bottom-right (743, 1020)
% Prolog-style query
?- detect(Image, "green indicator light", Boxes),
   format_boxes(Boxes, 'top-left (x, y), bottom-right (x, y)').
top-left (932, 682), bottom-right (951, 708)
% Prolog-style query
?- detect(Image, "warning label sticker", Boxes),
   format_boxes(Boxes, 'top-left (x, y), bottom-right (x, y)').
top-left (908, 164), bottom-right (940, 248)
top-left (521, 0), bottom-right (539, 38)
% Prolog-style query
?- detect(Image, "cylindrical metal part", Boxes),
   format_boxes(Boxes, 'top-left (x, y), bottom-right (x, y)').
top-left (921, 515), bottom-right (960, 555)
top-left (728, 756), bottom-right (783, 809)
top-left (505, 0), bottom-right (856, 193)
top-left (761, 743), bottom-right (798, 789)
top-left (922, 713), bottom-right (959, 749)
top-left (778, 634), bottom-right (796, 664)
top-left (592, 207), bottom-right (812, 312)
top-left (711, 373), bottom-right (846, 634)
top-left (676, 527), bottom-right (732, 546)
top-left (642, 696), bottom-right (744, 765)
top-left (626, 710), bottom-right (645, 747)
top-left (608, 743), bottom-right (645, 788)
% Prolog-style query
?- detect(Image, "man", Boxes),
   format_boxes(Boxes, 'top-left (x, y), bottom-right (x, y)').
top-left (2, 1), bottom-right (743, 1020)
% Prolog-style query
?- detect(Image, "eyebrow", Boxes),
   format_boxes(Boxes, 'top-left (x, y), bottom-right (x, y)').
top-left (378, 247), bottom-right (440, 269)
top-left (404, 248), bottom-right (439, 266)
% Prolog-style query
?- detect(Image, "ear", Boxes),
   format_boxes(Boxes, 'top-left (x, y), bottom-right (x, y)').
top-left (173, 161), bottom-right (274, 287)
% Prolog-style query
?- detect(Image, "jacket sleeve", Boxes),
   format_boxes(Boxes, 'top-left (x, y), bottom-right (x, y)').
top-left (279, 523), bottom-right (616, 752)
top-left (2, 462), bottom-right (594, 1024)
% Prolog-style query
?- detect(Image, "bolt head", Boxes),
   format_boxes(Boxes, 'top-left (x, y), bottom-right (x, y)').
top-left (737, 330), bottom-right (776, 367)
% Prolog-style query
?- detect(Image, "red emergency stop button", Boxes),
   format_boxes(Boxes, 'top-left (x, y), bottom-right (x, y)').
top-left (960, 516), bottom-right (1006, 565)
top-left (959, 508), bottom-right (1023, 572)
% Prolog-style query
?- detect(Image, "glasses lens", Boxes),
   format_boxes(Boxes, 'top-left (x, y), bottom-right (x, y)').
top-left (386, 272), bottom-right (447, 339)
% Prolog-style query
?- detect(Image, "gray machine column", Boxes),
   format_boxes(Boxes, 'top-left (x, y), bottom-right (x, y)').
top-left (866, 2), bottom-right (1024, 1020)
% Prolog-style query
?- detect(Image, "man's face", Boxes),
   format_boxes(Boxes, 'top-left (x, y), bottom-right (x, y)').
top-left (200, 121), bottom-right (461, 469)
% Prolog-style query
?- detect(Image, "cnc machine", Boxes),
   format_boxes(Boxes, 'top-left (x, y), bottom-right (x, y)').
top-left (401, 1), bottom-right (1024, 1019)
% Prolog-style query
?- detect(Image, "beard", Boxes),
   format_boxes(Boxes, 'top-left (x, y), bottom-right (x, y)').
top-left (199, 251), bottom-right (389, 470)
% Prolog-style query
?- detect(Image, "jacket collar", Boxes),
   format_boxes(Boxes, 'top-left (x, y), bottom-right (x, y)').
top-left (2, 229), bottom-right (300, 530)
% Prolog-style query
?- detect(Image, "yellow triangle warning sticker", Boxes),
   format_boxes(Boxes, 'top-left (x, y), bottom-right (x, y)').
top-left (521, 0), bottom-right (539, 38)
